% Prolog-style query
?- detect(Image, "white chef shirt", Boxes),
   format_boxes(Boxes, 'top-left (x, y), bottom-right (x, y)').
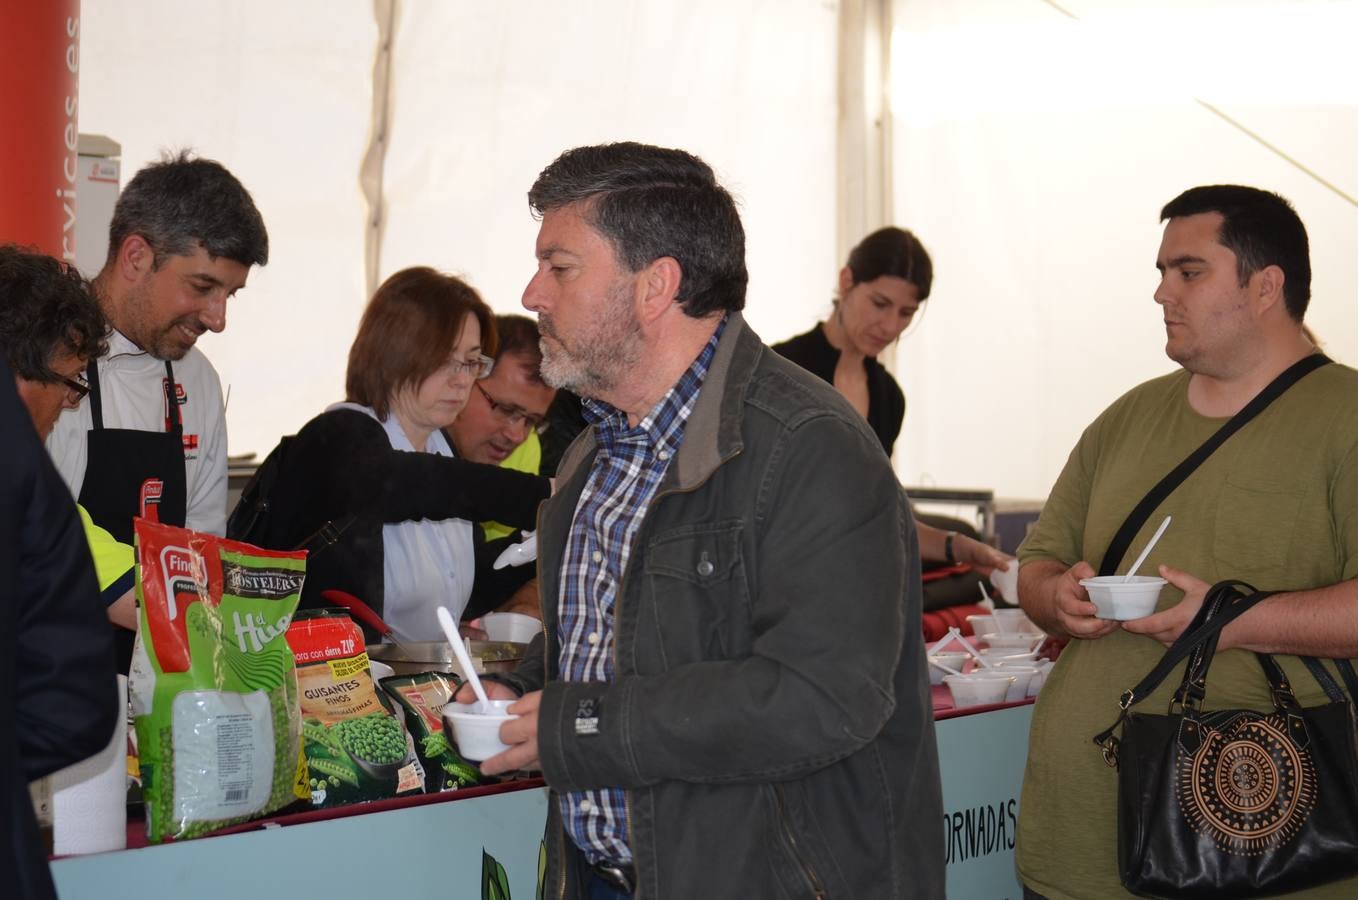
top-left (46, 328), bottom-right (229, 536)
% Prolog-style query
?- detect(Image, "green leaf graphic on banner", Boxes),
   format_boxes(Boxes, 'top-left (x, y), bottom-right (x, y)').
top-left (537, 841), bottom-right (546, 900)
top-left (483, 848), bottom-right (512, 900)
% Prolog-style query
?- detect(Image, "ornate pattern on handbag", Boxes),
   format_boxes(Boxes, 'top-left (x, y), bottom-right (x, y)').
top-left (1093, 581), bottom-right (1358, 899)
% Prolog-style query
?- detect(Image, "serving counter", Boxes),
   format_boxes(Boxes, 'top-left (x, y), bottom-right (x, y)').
top-left (51, 690), bottom-right (1034, 899)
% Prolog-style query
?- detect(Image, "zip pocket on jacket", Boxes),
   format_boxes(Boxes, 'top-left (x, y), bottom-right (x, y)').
top-left (773, 785), bottom-right (826, 899)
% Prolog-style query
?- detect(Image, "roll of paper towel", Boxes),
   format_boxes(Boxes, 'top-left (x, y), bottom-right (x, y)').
top-left (52, 674), bottom-right (128, 855)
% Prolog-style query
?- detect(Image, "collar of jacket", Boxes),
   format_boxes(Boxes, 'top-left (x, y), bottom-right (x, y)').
top-left (555, 311), bottom-right (758, 492)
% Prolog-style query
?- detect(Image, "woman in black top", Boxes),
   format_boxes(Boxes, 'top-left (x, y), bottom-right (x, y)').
top-left (236, 267), bottom-right (550, 641)
top-left (774, 227), bottom-right (1010, 576)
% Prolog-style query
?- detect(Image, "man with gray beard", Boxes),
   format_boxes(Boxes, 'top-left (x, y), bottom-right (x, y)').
top-left (459, 142), bottom-right (944, 899)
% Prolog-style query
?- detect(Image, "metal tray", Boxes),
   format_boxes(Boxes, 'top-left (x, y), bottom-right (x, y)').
top-left (365, 639), bottom-right (525, 678)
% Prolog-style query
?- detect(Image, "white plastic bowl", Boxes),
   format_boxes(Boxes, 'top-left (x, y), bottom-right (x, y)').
top-left (480, 611), bottom-right (541, 644)
top-left (990, 663), bottom-right (1041, 701)
top-left (443, 699), bottom-right (518, 761)
top-left (990, 563), bottom-right (1019, 605)
top-left (944, 674), bottom-right (1017, 708)
top-left (927, 651), bottom-right (970, 685)
top-left (990, 608), bottom-right (1031, 634)
top-left (1079, 575), bottom-right (1168, 620)
top-left (979, 631), bottom-right (1043, 651)
top-left (966, 614), bottom-right (995, 638)
top-left (978, 648), bottom-right (1034, 664)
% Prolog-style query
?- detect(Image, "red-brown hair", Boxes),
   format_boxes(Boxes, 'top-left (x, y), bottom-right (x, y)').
top-left (345, 267), bottom-right (497, 419)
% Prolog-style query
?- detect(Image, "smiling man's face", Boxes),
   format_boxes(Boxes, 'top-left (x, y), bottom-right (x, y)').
top-left (121, 243), bottom-right (249, 360)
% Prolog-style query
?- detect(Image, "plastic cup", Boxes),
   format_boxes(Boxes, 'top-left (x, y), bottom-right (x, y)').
top-left (1079, 576), bottom-right (1168, 620)
top-left (979, 632), bottom-right (1043, 652)
top-left (990, 663), bottom-right (1041, 701)
top-left (990, 609), bottom-right (1029, 633)
top-left (480, 611), bottom-right (541, 644)
top-left (943, 673), bottom-right (1016, 708)
top-left (443, 699), bottom-right (518, 761)
top-left (928, 651), bottom-right (970, 685)
top-left (966, 614), bottom-right (995, 638)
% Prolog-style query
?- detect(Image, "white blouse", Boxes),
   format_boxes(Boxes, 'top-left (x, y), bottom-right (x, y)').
top-left (329, 402), bottom-right (475, 642)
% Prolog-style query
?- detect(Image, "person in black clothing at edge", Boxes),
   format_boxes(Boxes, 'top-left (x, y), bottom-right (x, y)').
top-left (774, 226), bottom-right (1013, 583)
top-left (240, 266), bottom-right (550, 643)
top-left (1, 268), bottom-right (119, 897)
top-left (46, 152), bottom-right (269, 673)
top-left (0, 245), bottom-right (140, 633)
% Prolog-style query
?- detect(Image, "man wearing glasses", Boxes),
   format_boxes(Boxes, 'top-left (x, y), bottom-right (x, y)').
top-left (448, 314), bottom-right (557, 530)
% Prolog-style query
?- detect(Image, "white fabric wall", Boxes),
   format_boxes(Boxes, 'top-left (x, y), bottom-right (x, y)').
top-left (77, 1), bottom-right (839, 461)
top-left (78, 1), bottom-right (375, 459)
top-left (887, 0), bottom-right (1358, 500)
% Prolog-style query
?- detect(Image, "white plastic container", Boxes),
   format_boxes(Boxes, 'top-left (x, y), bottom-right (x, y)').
top-left (990, 608), bottom-right (1030, 634)
top-left (966, 614), bottom-right (995, 639)
top-left (1079, 575), bottom-right (1168, 620)
top-left (989, 563), bottom-right (1019, 605)
top-left (990, 663), bottom-right (1042, 701)
top-left (943, 673), bottom-right (1016, 708)
top-left (443, 699), bottom-right (518, 761)
top-left (927, 651), bottom-right (970, 685)
top-left (979, 632), bottom-right (1043, 652)
top-left (480, 611), bottom-right (541, 644)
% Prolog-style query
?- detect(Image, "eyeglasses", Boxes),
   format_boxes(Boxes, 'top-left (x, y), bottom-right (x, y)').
top-left (474, 382), bottom-right (550, 436)
top-left (51, 370), bottom-right (90, 401)
top-left (443, 353), bottom-right (495, 380)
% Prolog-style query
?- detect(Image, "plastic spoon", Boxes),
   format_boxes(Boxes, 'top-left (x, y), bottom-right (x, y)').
top-left (929, 631), bottom-right (961, 653)
top-left (1124, 514), bottom-right (1172, 582)
top-left (928, 657), bottom-right (966, 678)
top-left (436, 606), bottom-right (491, 711)
top-left (949, 627), bottom-right (994, 668)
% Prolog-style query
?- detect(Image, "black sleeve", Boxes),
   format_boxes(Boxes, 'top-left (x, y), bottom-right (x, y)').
top-left (3, 371), bottom-right (118, 782)
top-left (300, 409), bottom-right (550, 529)
top-left (538, 390), bottom-right (587, 478)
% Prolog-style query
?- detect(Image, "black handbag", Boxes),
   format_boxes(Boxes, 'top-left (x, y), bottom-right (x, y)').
top-left (1093, 580), bottom-right (1358, 899)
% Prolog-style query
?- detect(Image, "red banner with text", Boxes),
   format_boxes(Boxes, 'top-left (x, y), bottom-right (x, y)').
top-left (0, 1), bottom-right (81, 260)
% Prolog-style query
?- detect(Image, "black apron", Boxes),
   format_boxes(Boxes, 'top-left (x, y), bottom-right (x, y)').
top-left (78, 358), bottom-right (189, 672)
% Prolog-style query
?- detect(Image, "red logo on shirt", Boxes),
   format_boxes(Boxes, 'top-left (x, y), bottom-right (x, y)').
top-left (162, 377), bottom-right (188, 430)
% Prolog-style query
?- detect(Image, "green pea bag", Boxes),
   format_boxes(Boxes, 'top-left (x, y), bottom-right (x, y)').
top-left (380, 672), bottom-right (486, 792)
top-left (130, 519), bottom-right (310, 842)
top-left (285, 609), bottom-right (425, 807)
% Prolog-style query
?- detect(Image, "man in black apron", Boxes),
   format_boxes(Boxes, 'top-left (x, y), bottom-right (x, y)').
top-left (45, 152), bottom-right (269, 672)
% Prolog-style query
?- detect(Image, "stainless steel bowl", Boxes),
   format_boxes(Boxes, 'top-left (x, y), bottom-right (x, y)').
top-left (365, 639), bottom-right (525, 678)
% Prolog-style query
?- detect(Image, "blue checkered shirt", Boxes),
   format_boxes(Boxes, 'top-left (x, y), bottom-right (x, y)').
top-left (557, 318), bottom-right (725, 865)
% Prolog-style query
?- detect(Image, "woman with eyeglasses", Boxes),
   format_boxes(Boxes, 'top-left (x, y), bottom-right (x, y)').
top-left (773, 227), bottom-right (1011, 578)
top-left (237, 267), bottom-right (550, 641)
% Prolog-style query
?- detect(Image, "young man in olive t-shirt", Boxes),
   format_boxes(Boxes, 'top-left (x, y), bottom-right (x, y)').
top-left (1015, 185), bottom-right (1358, 900)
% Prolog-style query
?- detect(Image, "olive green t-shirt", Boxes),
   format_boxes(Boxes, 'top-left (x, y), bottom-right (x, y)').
top-left (1016, 362), bottom-right (1358, 900)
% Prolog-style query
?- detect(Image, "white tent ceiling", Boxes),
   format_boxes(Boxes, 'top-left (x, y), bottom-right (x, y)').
top-left (77, 0), bottom-right (1357, 502)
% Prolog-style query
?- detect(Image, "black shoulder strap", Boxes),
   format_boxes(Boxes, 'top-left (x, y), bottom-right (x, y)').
top-left (86, 358), bottom-right (104, 429)
top-left (1099, 353), bottom-right (1331, 575)
top-left (226, 435), bottom-right (293, 543)
top-left (1118, 581), bottom-right (1276, 705)
top-left (163, 361), bottom-right (182, 434)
